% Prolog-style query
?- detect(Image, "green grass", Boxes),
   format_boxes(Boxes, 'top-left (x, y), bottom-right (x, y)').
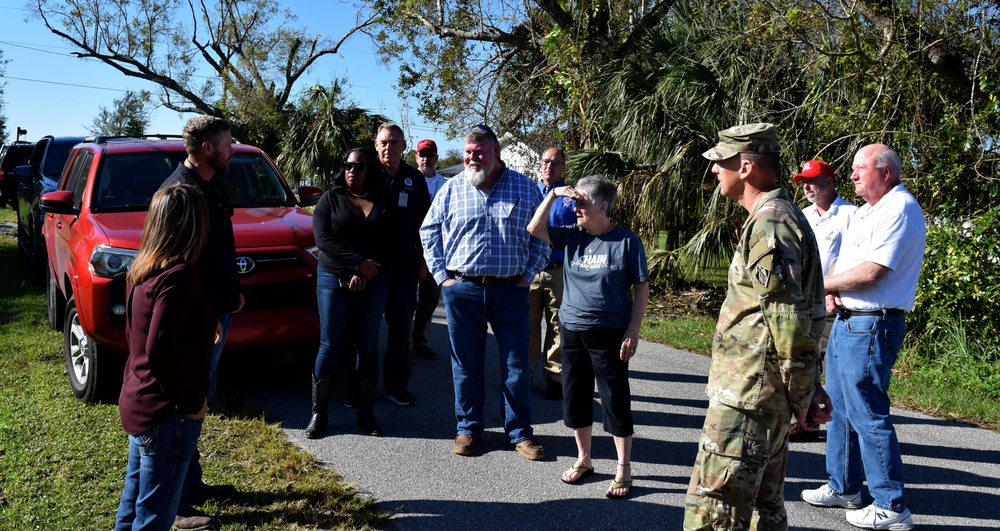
top-left (640, 315), bottom-right (715, 355)
top-left (640, 290), bottom-right (1000, 433)
top-left (0, 208), bottom-right (388, 530)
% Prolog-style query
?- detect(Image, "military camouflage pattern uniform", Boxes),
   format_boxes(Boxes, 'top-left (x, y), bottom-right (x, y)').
top-left (684, 185), bottom-right (825, 531)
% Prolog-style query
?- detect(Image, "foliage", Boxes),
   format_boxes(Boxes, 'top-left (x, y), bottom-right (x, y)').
top-left (33, 0), bottom-right (375, 152)
top-left (89, 90), bottom-right (154, 137)
top-left (367, 0), bottom-right (676, 149)
top-left (275, 83), bottom-right (387, 189)
top-left (908, 210), bottom-right (1000, 352)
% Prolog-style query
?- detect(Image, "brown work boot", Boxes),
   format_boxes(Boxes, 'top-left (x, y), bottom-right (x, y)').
top-left (452, 433), bottom-right (480, 456)
top-left (173, 506), bottom-right (219, 530)
top-left (511, 437), bottom-right (546, 461)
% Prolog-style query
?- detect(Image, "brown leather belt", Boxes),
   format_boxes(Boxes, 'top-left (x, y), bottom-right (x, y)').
top-left (450, 271), bottom-right (518, 285)
top-left (840, 308), bottom-right (905, 318)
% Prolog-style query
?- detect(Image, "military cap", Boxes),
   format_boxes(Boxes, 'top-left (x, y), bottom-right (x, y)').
top-left (702, 123), bottom-right (781, 161)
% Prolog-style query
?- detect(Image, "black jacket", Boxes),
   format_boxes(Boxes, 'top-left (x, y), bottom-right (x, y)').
top-left (161, 163), bottom-right (241, 314)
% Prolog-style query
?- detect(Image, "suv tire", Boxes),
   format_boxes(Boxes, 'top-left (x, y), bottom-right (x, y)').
top-left (47, 264), bottom-right (65, 332)
top-left (64, 296), bottom-right (121, 403)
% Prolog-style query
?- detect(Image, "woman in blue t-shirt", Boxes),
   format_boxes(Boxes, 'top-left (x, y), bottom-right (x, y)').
top-left (528, 175), bottom-right (650, 499)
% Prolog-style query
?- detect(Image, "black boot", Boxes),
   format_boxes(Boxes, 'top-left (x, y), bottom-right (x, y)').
top-left (305, 374), bottom-right (332, 439)
top-left (356, 377), bottom-right (382, 437)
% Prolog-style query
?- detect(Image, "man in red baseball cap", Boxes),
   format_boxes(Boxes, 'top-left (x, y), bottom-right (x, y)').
top-left (412, 139), bottom-right (448, 360)
top-left (790, 159), bottom-right (857, 442)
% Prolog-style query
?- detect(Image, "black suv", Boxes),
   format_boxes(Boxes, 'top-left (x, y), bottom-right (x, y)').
top-left (15, 136), bottom-right (86, 283)
top-left (0, 142), bottom-right (34, 208)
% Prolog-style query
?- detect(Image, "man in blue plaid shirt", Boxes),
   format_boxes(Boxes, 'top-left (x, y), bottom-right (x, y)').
top-left (420, 125), bottom-right (549, 460)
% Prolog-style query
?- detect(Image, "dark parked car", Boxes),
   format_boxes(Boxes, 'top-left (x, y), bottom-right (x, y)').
top-left (16, 136), bottom-right (86, 283)
top-left (41, 135), bottom-right (324, 402)
top-left (0, 142), bottom-right (34, 209)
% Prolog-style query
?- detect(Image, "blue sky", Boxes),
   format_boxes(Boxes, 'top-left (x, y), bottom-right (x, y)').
top-left (0, 0), bottom-right (464, 156)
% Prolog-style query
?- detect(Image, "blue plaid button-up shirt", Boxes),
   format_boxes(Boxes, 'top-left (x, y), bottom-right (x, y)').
top-left (420, 165), bottom-right (549, 285)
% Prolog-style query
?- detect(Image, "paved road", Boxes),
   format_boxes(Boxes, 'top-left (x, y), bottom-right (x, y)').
top-left (229, 304), bottom-right (1000, 530)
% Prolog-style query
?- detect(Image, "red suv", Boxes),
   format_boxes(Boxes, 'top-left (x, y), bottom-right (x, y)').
top-left (41, 136), bottom-right (324, 402)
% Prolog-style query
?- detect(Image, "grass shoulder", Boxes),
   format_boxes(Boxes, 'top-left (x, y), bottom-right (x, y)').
top-left (639, 284), bottom-right (1000, 433)
top-left (0, 207), bottom-right (388, 529)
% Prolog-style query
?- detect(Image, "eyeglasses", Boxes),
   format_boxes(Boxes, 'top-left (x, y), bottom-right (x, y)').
top-left (417, 151), bottom-right (437, 158)
top-left (542, 159), bottom-right (564, 166)
top-left (344, 162), bottom-right (367, 172)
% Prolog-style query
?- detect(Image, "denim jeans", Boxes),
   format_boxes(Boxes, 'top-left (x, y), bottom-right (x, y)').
top-left (115, 413), bottom-right (203, 531)
top-left (441, 279), bottom-right (533, 443)
top-left (205, 312), bottom-right (233, 401)
top-left (179, 311), bottom-right (232, 510)
top-left (315, 267), bottom-right (390, 381)
top-left (824, 313), bottom-right (907, 512)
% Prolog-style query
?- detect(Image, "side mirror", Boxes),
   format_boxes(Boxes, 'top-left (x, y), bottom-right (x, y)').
top-left (297, 185), bottom-right (324, 207)
top-left (39, 190), bottom-right (79, 216)
top-left (14, 165), bottom-right (31, 179)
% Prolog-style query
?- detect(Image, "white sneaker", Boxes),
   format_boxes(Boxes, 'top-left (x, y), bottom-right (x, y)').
top-left (845, 505), bottom-right (913, 530)
top-left (801, 483), bottom-right (863, 509)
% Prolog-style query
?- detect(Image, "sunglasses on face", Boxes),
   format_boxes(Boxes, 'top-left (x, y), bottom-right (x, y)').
top-left (345, 162), bottom-right (367, 172)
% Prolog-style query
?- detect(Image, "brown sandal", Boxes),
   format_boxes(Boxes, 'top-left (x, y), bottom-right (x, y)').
top-left (560, 465), bottom-right (595, 484)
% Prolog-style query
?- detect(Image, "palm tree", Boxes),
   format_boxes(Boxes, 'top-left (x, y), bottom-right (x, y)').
top-left (276, 82), bottom-right (387, 189)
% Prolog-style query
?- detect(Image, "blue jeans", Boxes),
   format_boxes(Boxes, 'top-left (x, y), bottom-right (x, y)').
top-left (441, 279), bottom-right (533, 442)
top-left (824, 313), bottom-right (907, 512)
top-left (179, 311), bottom-right (232, 510)
top-left (315, 267), bottom-right (390, 381)
top-left (206, 312), bottom-right (232, 401)
top-left (115, 413), bottom-right (203, 531)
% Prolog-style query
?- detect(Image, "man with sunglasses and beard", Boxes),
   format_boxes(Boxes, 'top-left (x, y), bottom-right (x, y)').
top-left (419, 124), bottom-right (549, 461)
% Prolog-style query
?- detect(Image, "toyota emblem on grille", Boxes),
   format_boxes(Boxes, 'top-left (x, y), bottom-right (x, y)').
top-left (236, 256), bottom-right (256, 274)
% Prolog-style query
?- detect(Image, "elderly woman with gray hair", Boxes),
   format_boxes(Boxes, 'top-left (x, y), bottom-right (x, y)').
top-left (528, 174), bottom-right (650, 499)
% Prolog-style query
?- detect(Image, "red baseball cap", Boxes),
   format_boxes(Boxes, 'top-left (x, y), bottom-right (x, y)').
top-left (792, 160), bottom-right (835, 182)
top-left (416, 139), bottom-right (437, 154)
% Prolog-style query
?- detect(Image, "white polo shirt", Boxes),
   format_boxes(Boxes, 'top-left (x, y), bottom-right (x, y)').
top-left (834, 184), bottom-right (926, 311)
top-left (804, 195), bottom-right (858, 275)
top-left (425, 172), bottom-right (448, 199)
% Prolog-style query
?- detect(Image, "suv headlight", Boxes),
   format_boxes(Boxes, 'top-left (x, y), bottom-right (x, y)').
top-left (305, 244), bottom-right (321, 260)
top-left (90, 245), bottom-right (138, 278)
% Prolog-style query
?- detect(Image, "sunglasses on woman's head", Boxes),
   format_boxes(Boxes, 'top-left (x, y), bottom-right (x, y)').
top-left (345, 162), bottom-right (367, 171)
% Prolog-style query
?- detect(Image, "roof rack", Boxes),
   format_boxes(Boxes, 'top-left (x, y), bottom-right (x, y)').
top-left (84, 134), bottom-right (184, 144)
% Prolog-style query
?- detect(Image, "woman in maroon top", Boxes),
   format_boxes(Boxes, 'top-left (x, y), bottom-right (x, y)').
top-left (115, 184), bottom-right (220, 531)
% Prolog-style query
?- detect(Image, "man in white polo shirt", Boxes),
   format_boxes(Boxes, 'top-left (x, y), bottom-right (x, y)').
top-left (789, 159), bottom-right (858, 442)
top-left (801, 144), bottom-right (925, 531)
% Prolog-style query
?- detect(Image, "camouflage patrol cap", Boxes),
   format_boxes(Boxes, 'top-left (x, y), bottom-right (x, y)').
top-left (702, 123), bottom-right (781, 161)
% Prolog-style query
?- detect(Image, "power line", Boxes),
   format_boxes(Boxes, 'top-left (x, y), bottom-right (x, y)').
top-left (2, 75), bottom-right (128, 92)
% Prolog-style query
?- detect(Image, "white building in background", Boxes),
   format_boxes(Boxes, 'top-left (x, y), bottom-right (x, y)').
top-left (499, 132), bottom-right (540, 181)
top-left (437, 131), bottom-right (541, 181)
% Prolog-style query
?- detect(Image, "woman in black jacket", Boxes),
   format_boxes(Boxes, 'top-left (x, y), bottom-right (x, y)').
top-left (306, 147), bottom-right (398, 438)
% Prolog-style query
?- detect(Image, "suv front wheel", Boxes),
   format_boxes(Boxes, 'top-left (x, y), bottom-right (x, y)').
top-left (64, 296), bottom-right (121, 403)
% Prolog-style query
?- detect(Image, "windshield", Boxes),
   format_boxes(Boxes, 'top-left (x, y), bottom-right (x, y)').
top-left (93, 152), bottom-right (293, 211)
top-left (43, 139), bottom-right (83, 178)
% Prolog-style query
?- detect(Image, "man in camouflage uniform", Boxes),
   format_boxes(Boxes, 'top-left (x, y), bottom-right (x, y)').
top-left (684, 123), bottom-right (831, 531)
